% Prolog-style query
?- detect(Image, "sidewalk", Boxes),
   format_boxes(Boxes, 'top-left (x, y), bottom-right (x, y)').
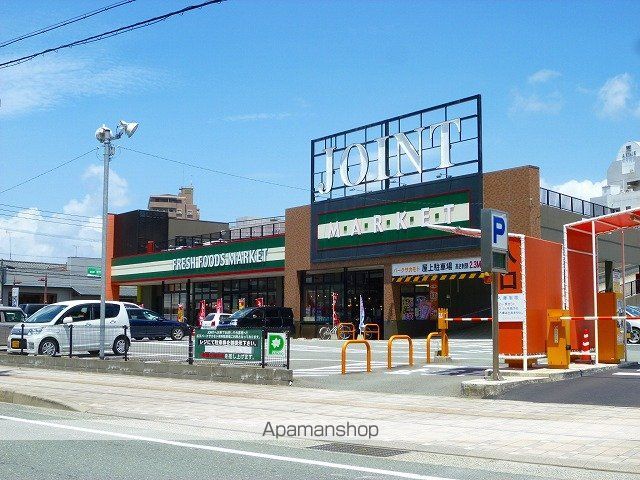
top-left (0, 366), bottom-right (639, 475)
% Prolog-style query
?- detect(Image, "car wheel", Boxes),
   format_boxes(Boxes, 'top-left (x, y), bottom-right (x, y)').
top-left (38, 338), bottom-right (58, 356)
top-left (630, 327), bottom-right (640, 345)
top-left (170, 328), bottom-right (185, 341)
top-left (112, 336), bottom-right (129, 356)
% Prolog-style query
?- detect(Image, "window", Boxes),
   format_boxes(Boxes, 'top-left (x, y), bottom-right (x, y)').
top-left (177, 210), bottom-right (183, 216)
top-left (3, 310), bottom-right (25, 323)
top-left (64, 304), bottom-right (93, 322)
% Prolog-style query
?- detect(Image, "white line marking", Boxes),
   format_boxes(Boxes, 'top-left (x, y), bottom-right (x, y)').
top-left (612, 372), bottom-right (640, 376)
top-left (0, 414), bottom-right (454, 480)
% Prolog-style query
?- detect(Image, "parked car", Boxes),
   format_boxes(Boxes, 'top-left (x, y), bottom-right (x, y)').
top-left (0, 306), bottom-right (27, 347)
top-left (6, 300), bottom-right (131, 356)
top-left (216, 307), bottom-right (294, 334)
top-left (199, 312), bottom-right (231, 329)
top-left (126, 308), bottom-right (190, 341)
top-left (625, 306), bottom-right (640, 344)
top-left (19, 303), bottom-right (46, 317)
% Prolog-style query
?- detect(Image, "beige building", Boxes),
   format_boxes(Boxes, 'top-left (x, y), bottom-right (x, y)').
top-left (148, 186), bottom-right (200, 220)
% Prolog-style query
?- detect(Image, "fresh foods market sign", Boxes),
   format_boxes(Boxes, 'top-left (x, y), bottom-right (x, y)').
top-left (316, 192), bottom-right (470, 250)
top-left (312, 95), bottom-right (481, 202)
top-left (173, 249), bottom-right (269, 271)
top-left (111, 236), bottom-right (284, 283)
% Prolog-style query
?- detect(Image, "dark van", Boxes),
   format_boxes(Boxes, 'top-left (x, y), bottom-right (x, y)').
top-left (217, 307), bottom-right (294, 335)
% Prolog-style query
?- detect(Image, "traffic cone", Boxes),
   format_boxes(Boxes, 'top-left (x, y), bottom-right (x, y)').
top-left (580, 329), bottom-right (591, 363)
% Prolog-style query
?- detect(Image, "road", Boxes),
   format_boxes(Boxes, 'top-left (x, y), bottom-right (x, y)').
top-left (1, 367), bottom-right (640, 480)
top-left (1, 403), bottom-right (563, 480)
top-left (498, 363), bottom-right (640, 407)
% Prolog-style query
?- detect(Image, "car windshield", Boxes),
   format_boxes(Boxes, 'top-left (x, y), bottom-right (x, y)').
top-left (228, 308), bottom-right (253, 320)
top-left (25, 304), bottom-right (66, 323)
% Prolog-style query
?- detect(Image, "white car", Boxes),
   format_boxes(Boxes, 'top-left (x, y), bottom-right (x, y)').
top-left (6, 300), bottom-right (131, 356)
top-left (626, 306), bottom-right (640, 344)
top-left (199, 312), bottom-right (231, 329)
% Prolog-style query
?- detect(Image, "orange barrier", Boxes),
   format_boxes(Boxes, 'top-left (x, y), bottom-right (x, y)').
top-left (337, 322), bottom-right (355, 340)
top-left (363, 323), bottom-right (380, 340)
top-left (426, 331), bottom-right (449, 363)
top-left (387, 335), bottom-right (413, 369)
top-left (341, 340), bottom-right (371, 374)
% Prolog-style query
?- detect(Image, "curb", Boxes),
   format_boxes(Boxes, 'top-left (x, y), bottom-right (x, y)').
top-left (461, 363), bottom-right (624, 398)
top-left (0, 353), bottom-right (292, 386)
top-left (0, 388), bottom-right (75, 411)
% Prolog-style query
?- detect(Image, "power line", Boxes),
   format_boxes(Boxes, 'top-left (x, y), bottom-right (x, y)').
top-left (0, 0), bottom-right (135, 49)
top-left (0, 252), bottom-right (70, 260)
top-left (0, 227), bottom-right (99, 243)
top-left (0, 0), bottom-right (225, 69)
top-left (0, 203), bottom-right (98, 221)
top-left (0, 210), bottom-right (100, 230)
top-left (120, 146), bottom-right (307, 192)
top-left (0, 148), bottom-right (97, 195)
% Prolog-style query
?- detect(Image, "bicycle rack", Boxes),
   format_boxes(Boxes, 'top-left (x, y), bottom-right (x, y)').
top-left (387, 335), bottom-right (413, 369)
top-left (337, 322), bottom-right (356, 340)
top-left (341, 340), bottom-right (371, 374)
top-left (363, 323), bottom-right (380, 340)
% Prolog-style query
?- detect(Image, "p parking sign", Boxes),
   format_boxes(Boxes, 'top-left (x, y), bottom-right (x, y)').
top-left (481, 209), bottom-right (509, 273)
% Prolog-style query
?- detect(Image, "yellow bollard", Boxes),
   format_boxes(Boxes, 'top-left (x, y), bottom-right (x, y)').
top-left (387, 335), bottom-right (413, 369)
top-left (341, 340), bottom-right (371, 374)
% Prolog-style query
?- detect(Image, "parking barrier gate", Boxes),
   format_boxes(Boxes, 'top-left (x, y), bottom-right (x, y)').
top-left (363, 323), bottom-right (380, 340)
top-left (447, 317), bottom-right (492, 323)
top-left (341, 340), bottom-right (371, 374)
top-left (387, 335), bottom-right (413, 369)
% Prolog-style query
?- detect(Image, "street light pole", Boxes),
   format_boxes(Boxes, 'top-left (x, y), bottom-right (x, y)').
top-left (96, 121), bottom-right (138, 359)
top-left (99, 135), bottom-right (112, 359)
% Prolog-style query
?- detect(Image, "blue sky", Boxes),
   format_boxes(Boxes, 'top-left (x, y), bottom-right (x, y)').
top-left (0, 0), bottom-right (639, 260)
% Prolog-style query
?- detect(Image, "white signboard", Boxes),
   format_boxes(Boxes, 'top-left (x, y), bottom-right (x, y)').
top-left (392, 257), bottom-right (482, 277)
top-left (497, 293), bottom-right (526, 322)
top-left (11, 287), bottom-right (19, 307)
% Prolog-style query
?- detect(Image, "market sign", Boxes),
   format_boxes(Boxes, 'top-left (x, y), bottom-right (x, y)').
top-left (87, 266), bottom-right (101, 277)
top-left (392, 257), bottom-right (481, 277)
top-left (111, 235), bottom-right (285, 283)
top-left (312, 95), bottom-right (481, 202)
top-left (194, 328), bottom-right (262, 362)
top-left (317, 191), bottom-right (470, 250)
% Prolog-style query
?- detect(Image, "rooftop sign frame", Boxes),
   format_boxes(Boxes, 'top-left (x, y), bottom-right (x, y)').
top-left (311, 95), bottom-right (482, 203)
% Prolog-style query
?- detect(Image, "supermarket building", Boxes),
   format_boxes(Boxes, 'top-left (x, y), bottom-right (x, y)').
top-left (108, 95), bottom-right (636, 338)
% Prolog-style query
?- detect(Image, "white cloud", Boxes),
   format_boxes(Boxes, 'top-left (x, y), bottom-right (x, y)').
top-left (510, 91), bottom-right (563, 114)
top-left (224, 112), bottom-right (292, 122)
top-left (0, 164), bottom-right (129, 261)
top-left (597, 73), bottom-right (634, 118)
top-left (541, 178), bottom-right (606, 201)
top-left (0, 54), bottom-right (163, 117)
top-left (528, 69), bottom-right (561, 84)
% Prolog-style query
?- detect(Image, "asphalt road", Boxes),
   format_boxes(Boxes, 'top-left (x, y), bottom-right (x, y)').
top-left (0, 402), bottom-right (634, 480)
top-left (497, 364), bottom-right (640, 407)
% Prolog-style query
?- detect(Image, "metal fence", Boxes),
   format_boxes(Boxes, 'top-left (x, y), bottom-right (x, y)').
top-left (7, 325), bottom-right (290, 369)
top-left (540, 187), bottom-right (615, 217)
top-left (145, 217), bottom-right (286, 253)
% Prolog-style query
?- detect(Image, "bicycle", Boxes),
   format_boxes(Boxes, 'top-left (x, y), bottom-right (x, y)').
top-left (318, 323), bottom-right (352, 340)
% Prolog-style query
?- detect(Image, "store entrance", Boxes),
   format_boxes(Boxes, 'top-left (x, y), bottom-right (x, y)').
top-left (301, 269), bottom-right (384, 334)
